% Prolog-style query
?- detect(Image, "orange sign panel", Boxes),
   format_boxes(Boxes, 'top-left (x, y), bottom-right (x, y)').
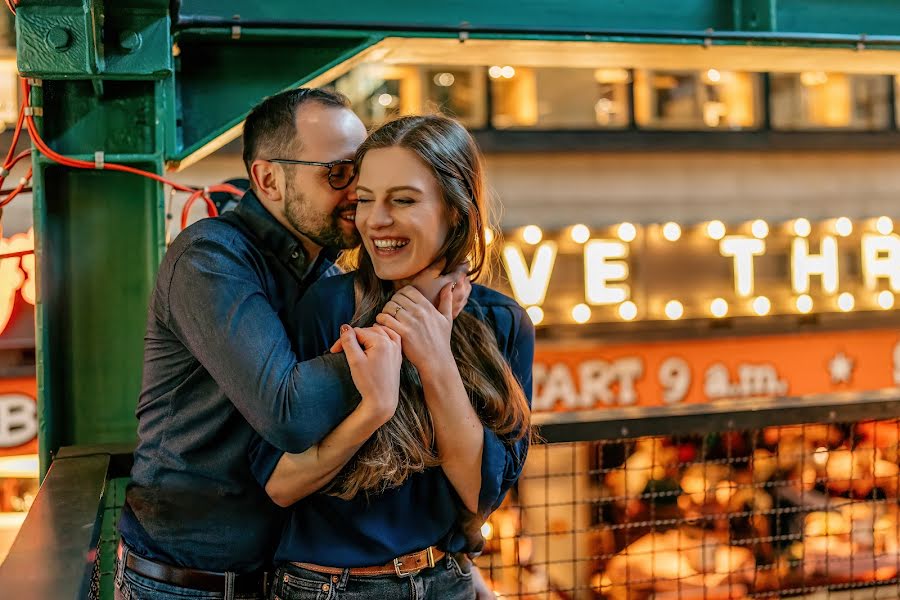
top-left (533, 328), bottom-right (900, 412)
top-left (0, 376), bottom-right (37, 456)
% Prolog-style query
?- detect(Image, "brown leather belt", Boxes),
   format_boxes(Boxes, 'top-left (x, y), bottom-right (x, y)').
top-left (117, 541), bottom-right (266, 594)
top-left (292, 546), bottom-right (445, 578)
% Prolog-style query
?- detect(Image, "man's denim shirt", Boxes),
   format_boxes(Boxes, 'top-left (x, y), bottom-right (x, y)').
top-left (118, 191), bottom-right (359, 573)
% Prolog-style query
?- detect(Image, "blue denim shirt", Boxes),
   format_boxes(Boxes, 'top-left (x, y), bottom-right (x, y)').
top-left (118, 191), bottom-right (360, 573)
top-left (249, 273), bottom-right (534, 567)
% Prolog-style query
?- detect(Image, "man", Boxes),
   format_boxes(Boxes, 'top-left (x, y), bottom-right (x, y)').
top-left (116, 88), bottom-right (398, 600)
top-left (115, 88), bottom-right (491, 600)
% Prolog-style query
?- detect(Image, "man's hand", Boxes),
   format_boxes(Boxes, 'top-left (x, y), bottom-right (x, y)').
top-left (408, 261), bottom-right (472, 318)
top-left (375, 285), bottom-right (453, 375)
top-left (471, 564), bottom-right (495, 599)
top-left (336, 324), bottom-right (402, 426)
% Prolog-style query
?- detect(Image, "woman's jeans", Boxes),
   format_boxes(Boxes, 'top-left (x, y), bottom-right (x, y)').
top-left (270, 554), bottom-right (475, 600)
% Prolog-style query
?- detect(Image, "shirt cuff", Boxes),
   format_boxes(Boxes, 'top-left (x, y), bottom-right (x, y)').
top-left (477, 426), bottom-right (509, 517)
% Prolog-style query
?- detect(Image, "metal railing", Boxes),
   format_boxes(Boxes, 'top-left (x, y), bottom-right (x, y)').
top-left (4, 389), bottom-right (900, 599)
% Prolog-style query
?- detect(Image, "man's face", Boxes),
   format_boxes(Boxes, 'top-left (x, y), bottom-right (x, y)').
top-left (281, 103), bottom-right (367, 250)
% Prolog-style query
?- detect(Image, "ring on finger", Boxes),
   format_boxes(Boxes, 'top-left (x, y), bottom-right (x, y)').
top-left (393, 304), bottom-right (403, 318)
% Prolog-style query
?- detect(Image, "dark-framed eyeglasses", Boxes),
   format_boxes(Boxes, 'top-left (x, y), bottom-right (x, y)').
top-left (267, 158), bottom-right (356, 190)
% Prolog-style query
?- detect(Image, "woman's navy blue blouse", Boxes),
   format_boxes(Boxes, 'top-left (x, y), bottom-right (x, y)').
top-left (248, 272), bottom-right (534, 567)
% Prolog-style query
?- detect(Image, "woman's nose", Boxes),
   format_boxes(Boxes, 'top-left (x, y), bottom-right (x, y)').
top-left (368, 201), bottom-right (393, 227)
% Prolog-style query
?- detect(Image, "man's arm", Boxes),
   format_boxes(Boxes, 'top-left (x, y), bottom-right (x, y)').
top-left (250, 325), bottom-right (403, 506)
top-left (165, 236), bottom-right (358, 453)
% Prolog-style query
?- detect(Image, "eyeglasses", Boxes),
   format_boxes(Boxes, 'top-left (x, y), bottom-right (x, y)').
top-left (267, 158), bottom-right (356, 190)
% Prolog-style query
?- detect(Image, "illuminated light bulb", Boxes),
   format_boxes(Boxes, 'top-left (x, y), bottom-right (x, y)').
top-left (752, 296), bottom-right (771, 316)
top-left (484, 228), bottom-right (495, 246)
top-left (796, 294), bottom-right (813, 314)
top-left (501, 66), bottom-right (516, 79)
top-left (488, 66), bottom-right (503, 79)
top-left (876, 216), bottom-right (894, 235)
top-left (572, 303), bottom-right (592, 324)
top-left (878, 290), bottom-right (895, 310)
top-left (522, 225), bottom-right (543, 245)
top-left (707, 68), bottom-right (721, 83)
top-left (751, 219), bottom-right (769, 239)
top-left (706, 220), bottom-right (726, 240)
top-left (813, 447), bottom-right (829, 467)
top-left (481, 521), bottom-right (493, 540)
top-left (618, 301), bottom-right (637, 321)
top-left (617, 222), bottom-right (637, 242)
top-left (793, 218), bottom-right (812, 238)
top-left (664, 300), bottom-right (684, 320)
top-left (710, 298), bottom-right (728, 318)
top-left (834, 217), bottom-right (853, 237)
top-left (837, 292), bottom-right (855, 312)
top-left (662, 222), bottom-right (682, 242)
top-left (570, 224), bottom-right (590, 244)
top-left (377, 93), bottom-right (393, 107)
top-left (526, 306), bottom-right (544, 325)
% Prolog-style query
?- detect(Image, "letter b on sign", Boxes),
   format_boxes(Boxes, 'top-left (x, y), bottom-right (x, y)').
top-left (0, 394), bottom-right (37, 448)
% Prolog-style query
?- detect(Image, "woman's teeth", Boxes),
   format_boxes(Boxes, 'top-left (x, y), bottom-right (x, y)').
top-left (373, 239), bottom-right (409, 249)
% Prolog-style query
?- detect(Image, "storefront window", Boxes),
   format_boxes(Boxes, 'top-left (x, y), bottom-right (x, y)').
top-left (490, 66), bottom-right (630, 129)
top-left (329, 64), bottom-right (486, 128)
top-left (770, 72), bottom-right (890, 130)
top-left (633, 69), bottom-right (761, 130)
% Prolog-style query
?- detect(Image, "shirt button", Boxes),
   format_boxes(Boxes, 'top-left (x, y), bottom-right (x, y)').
top-left (322, 583), bottom-right (330, 592)
top-left (290, 251), bottom-right (299, 259)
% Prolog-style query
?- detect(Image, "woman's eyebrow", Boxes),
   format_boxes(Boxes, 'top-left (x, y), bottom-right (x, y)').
top-left (355, 185), bottom-right (423, 194)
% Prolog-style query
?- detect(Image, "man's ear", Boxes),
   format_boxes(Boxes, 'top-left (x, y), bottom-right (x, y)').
top-left (250, 159), bottom-right (282, 203)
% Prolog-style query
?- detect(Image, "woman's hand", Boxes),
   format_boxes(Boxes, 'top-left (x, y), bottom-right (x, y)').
top-left (408, 261), bottom-right (471, 318)
top-left (375, 284), bottom-right (454, 375)
top-left (334, 324), bottom-right (403, 426)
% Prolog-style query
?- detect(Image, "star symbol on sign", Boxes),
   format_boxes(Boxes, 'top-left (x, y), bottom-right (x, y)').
top-left (828, 352), bottom-right (855, 385)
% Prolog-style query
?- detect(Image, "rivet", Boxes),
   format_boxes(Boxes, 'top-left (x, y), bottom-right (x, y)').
top-left (291, 251), bottom-right (299, 259)
top-left (331, 575), bottom-right (339, 583)
top-left (47, 27), bottom-right (71, 51)
top-left (322, 583), bottom-right (330, 592)
top-left (120, 30), bottom-right (142, 53)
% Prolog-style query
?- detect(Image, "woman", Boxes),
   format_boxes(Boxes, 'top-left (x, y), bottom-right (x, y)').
top-left (249, 115), bottom-right (534, 599)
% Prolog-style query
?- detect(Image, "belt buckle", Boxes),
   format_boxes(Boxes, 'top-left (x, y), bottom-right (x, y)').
top-left (393, 547), bottom-right (434, 578)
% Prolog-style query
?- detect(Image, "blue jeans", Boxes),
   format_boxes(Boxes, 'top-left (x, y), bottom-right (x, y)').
top-left (271, 555), bottom-right (475, 600)
top-left (114, 545), bottom-right (263, 600)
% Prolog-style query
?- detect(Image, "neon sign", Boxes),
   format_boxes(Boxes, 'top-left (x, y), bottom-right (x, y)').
top-left (495, 218), bottom-right (898, 325)
top-left (0, 228), bottom-right (35, 336)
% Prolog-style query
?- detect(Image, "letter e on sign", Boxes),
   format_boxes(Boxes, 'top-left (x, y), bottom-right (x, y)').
top-left (0, 394), bottom-right (37, 448)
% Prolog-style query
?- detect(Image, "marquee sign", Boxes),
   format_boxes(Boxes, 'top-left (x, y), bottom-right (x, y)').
top-left (494, 217), bottom-right (898, 326)
top-left (533, 328), bottom-right (900, 412)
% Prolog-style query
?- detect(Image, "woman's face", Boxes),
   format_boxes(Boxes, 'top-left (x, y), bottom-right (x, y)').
top-left (355, 146), bottom-right (451, 283)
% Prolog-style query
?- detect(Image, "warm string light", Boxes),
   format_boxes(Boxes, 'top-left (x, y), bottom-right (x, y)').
top-left (664, 300), bottom-right (684, 320)
top-left (571, 303), bottom-right (592, 324)
top-left (710, 298), bottom-right (728, 318)
top-left (834, 217), bottom-right (853, 237)
top-left (706, 220), bottom-right (726, 240)
top-left (570, 224), bottom-right (590, 244)
top-left (526, 305), bottom-right (544, 325)
top-left (662, 222), bottom-right (681, 242)
top-left (618, 301), bottom-right (638, 321)
top-left (877, 291), bottom-right (895, 310)
top-left (796, 294), bottom-right (814, 314)
top-left (752, 296), bottom-right (771, 316)
top-left (876, 216), bottom-right (894, 235)
top-left (522, 225), bottom-right (543, 245)
top-left (793, 218), bottom-right (812, 238)
top-left (751, 219), bottom-right (769, 239)
top-left (837, 292), bottom-right (855, 312)
top-left (616, 222), bottom-right (637, 243)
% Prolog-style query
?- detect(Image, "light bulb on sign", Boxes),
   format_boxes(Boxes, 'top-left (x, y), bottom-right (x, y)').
top-left (793, 218), bottom-right (812, 238)
top-left (834, 217), bottom-right (853, 237)
top-left (664, 300), bottom-right (684, 320)
top-left (617, 222), bottom-right (637, 242)
top-left (837, 292), bottom-right (855, 312)
top-left (618, 301), bottom-right (637, 321)
top-left (878, 291), bottom-right (895, 310)
top-left (526, 306), bottom-right (544, 325)
top-left (488, 66), bottom-right (503, 79)
top-left (662, 222), bottom-right (681, 242)
top-left (570, 224), bottom-right (590, 244)
top-left (481, 521), bottom-right (493, 540)
top-left (876, 216), bottom-right (894, 235)
top-left (522, 225), bottom-right (543, 245)
top-left (706, 220), bottom-right (726, 240)
top-left (796, 294), bottom-right (814, 314)
top-left (710, 298), bottom-right (728, 318)
top-left (571, 303), bottom-right (592, 324)
top-left (751, 220), bottom-right (769, 239)
top-left (484, 228), bottom-right (495, 246)
top-left (752, 296), bottom-right (771, 316)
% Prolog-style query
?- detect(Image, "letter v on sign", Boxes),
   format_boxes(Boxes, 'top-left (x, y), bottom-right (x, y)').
top-left (502, 242), bottom-right (558, 306)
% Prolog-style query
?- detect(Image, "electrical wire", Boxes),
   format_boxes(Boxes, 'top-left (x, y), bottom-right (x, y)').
top-left (4, 0), bottom-right (16, 16)
top-left (16, 78), bottom-right (244, 227)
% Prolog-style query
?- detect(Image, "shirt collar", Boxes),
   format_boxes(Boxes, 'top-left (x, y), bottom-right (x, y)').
top-left (232, 189), bottom-right (341, 270)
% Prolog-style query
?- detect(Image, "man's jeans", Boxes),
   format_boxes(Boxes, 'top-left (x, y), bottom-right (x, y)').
top-left (114, 545), bottom-right (263, 600)
top-left (270, 555), bottom-right (475, 600)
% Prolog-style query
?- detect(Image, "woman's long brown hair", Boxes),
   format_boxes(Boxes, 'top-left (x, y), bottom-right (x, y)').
top-left (327, 115), bottom-right (531, 500)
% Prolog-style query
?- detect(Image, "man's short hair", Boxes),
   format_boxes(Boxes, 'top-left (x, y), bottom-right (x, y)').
top-left (242, 87), bottom-right (350, 178)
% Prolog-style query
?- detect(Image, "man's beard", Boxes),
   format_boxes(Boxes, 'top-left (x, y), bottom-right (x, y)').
top-left (284, 179), bottom-right (360, 250)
